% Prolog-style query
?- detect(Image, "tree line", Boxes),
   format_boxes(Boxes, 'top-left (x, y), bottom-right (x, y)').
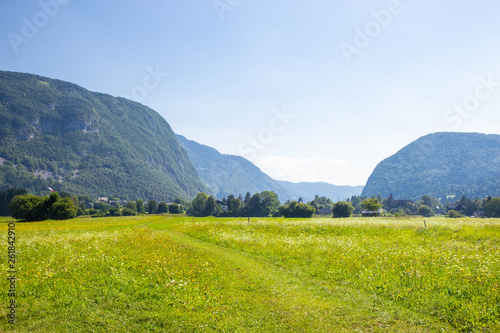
top-left (342, 193), bottom-right (500, 218)
top-left (1, 188), bottom-right (188, 221)
top-left (188, 191), bottom-right (317, 218)
top-left (3, 186), bottom-right (500, 221)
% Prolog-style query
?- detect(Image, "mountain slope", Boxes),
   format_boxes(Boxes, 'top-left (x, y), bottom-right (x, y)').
top-left (177, 134), bottom-right (363, 202)
top-left (0, 71), bottom-right (209, 200)
top-left (362, 132), bottom-right (500, 200)
top-left (176, 134), bottom-right (292, 199)
top-left (276, 181), bottom-right (364, 202)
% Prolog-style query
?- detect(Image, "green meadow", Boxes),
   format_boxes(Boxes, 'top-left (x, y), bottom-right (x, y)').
top-left (1, 215), bottom-right (499, 332)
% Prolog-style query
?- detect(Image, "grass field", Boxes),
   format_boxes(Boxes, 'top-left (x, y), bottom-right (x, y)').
top-left (1, 215), bottom-right (499, 332)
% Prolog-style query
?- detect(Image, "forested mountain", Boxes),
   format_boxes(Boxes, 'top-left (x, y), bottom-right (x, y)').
top-left (362, 132), bottom-right (500, 200)
top-left (177, 134), bottom-right (363, 202)
top-left (0, 71), bottom-right (208, 200)
top-left (176, 134), bottom-right (292, 199)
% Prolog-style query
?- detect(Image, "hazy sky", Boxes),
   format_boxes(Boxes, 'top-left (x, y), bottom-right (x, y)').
top-left (1, 0), bottom-right (499, 186)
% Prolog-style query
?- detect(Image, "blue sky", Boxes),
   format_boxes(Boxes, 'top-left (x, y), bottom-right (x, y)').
top-left (1, 0), bottom-right (499, 186)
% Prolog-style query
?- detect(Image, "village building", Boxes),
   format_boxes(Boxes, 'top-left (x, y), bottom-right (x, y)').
top-left (318, 207), bottom-right (332, 215)
top-left (216, 199), bottom-right (228, 212)
top-left (447, 203), bottom-right (465, 211)
top-left (471, 210), bottom-right (485, 218)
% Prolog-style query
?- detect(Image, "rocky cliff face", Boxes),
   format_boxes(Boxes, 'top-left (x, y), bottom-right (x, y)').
top-left (0, 70), bottom-right (208, 200)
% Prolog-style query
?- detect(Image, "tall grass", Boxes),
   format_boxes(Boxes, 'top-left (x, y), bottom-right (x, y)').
top-left (172, 217), bottom-right (500, 332)
top-left (1, 216), bottom-right (498, 332)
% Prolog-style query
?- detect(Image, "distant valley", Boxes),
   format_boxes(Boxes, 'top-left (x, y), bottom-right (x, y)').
top-left (0, 71), bottom-right (498, 204)
top-left (176, 134), bottom-right (363, 202)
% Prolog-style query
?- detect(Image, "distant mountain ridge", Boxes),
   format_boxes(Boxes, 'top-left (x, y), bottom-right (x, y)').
top-left (276, 180), bottom-right (364, 202)
top-left (176, 134), bottom-right (363, 202)
top-left (362, 132), bottom-right (500, 200)
top-left (0, 71), bottom-right (209, 200)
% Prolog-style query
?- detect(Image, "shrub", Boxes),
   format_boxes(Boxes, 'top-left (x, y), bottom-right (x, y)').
top-left (122, 208), bottom-right (136, 216)
top-left (49, 198), bottom-right (77, 220)
top-left (9, 192), bottom-right (77, 221)
top-left (418, 205), bottom-right (434, 217)
top-left (279, 201), bottom-right (315, 218)
top-left (108, 207), bottom-right (122, 217)
top-left (76, 206), bottom-right (85, 216)
top-left (332, 201), bottom-right (354, 218)
top-left (168, 203), bottom-right (181, 214)
top-left (9, 194), bottom-right (45, 221)
top-left (92, 211), bottom-right (106, 218)
top-left (448, 210), bottom-right (460, 218)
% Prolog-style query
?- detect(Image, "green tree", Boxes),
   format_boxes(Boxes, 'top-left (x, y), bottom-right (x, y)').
top-left (350, 195), bottom-right (364, 214)
top-left (418, 205), bottom-right (434, 217)
top-left (78, 195), bottom-right (92, 205)
top-left (308, 200), bottom-right (319, 213)
top-left (361, 198), bottom-right (382, 211)
top-left (260, 191), bottom-right (280, 216)
top-left (484, 197), bottom-right (500, 217)
top-left (384, 193), bottom-right (394, 210)
top-left (136, 199), bottom-right (145, 213)
top-left (226, 195), bottom-right (242, 215)
top-left (333, 201), bottom-right (354, 218)
top-left (192, 192), bottom-right (209, 216)
top-left (41, 192), bottom-right (61, 220)
top-left (60, 191), bottom-right (72, 198)
top-left (279, 202), bottom-right (293, 218)
top-left (421, 195), bottom-right (433, 207)
top-left (158, 201), bottom-right (169, 213)
top-left (247, 193), bottom-right (263, 217)
top-left (244, 192), bottom-right (251, 205)
top-left (406, 202), bottom-right (418, 215)
top-left (9, 194), bottom-right (45, 221)
top-left (49, 198), bottom-right (77, 220)
top-left (294, 202), bottom-right (316, 217)
top-left (9, 192), bottom-right (76, 221)
top-left (122, 208), bottom-right (136, 216)
top-left (448, 210), bottom-right (460, 218)
top-left (126, 201), bottom-right (137, 212)
top-left (147, 200), bottom-right (157, 214)
top-left (108, 207), bottom-right (122, 217)
top-left (203, 196), bottom-right (217, 216)
top-left (168, 203), bottom-right (181, 214)
top-left (459, 194), bottom-right (469, 208)
top-left (279, 201), bottom-right (315, 218)
top-left (465, 198), bottom-right (482, 216)
top-left (94, 201), bottom-right (110, 213)
top-left (0, 187), bottom-right (27, 216)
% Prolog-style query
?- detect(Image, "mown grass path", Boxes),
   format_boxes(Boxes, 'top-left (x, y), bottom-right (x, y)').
top-left (151, 225), bottom-right (454, 332)
top-left (1, 215), bottom-right (498, 332)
